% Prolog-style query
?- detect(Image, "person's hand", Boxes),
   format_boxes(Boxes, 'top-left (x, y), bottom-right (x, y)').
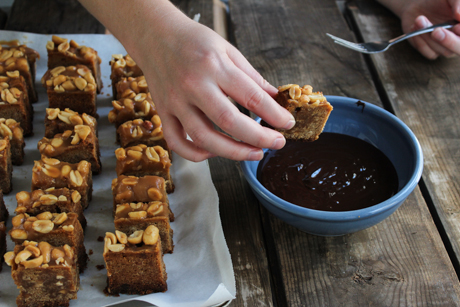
top-left (130, 6), bottom-right (294, 162)
top-left (382, 0), bottom-right (460, 59)
top-left (78, 0), bottom-right (295, 162)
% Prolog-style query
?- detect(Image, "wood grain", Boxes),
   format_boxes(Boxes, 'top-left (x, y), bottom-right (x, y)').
top-left (173, 2), bottom-right (277, 305)
top-left (229, 0), bottom-right (379, 103)
top-left (230, 0), bottom-right (460, 305)
top-left (349, 0), bottom-right (460, 273)
top-left (5, 0), bottom-right (104, 34)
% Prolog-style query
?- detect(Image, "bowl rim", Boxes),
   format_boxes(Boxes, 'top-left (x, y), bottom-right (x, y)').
top-left (240, 95), bottom-right (424, 222)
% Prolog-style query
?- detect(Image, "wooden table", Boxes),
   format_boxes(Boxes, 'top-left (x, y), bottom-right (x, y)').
top-left (3, 0), bottom-right (460, 306)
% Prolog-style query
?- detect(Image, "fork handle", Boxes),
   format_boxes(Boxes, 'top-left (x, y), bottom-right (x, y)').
top-left (390, 20), bottom-right (459, 44)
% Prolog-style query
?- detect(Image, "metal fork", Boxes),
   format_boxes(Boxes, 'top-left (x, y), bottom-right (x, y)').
top-left (326, 20), bottom-right (458, 54)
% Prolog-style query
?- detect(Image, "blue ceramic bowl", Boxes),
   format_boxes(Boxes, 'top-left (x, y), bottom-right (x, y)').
top-left (240, 96), bottom-right (423, 236)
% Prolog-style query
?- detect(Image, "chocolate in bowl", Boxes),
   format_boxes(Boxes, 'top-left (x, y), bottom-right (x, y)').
top-left (240, 96), bottom-right (423, 236)
top-left (257, 133), bottom-right (399, 212)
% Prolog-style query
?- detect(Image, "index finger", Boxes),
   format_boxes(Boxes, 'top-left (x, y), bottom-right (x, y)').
top-left (217, 55), bottom-right (295, 130)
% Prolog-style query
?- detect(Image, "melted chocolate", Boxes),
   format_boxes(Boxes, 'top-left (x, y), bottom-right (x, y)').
top-left (257, 133), bottom-right (399, 211)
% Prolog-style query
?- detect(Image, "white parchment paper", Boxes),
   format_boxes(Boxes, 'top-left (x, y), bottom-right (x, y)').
top-left (0, 31), bottom-right (236, 307)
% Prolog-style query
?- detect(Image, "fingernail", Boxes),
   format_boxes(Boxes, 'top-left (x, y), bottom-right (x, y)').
top-left (248, 150), bottom-right (263, 161)
top-left (432, 28), bottom-right (446, 42)
top-left (420, 16), bottom-right (430, 28)
top-left (270, 137), bottom-right (285, 150)
top-left (283, 117), bottom-right (296, 130)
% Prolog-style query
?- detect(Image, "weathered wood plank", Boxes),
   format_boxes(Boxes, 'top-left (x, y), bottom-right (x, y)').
top-left (349, 0), bottom-right (460, 275)
top-left (5, 0), bottom-right (104, 34)
top-left (210, 157), bottom-right (275, 307)
top-left (174, 2), bottom-right (276, 306)
top-left (229, 0), bottom-right (380, 103)
top-left (230, 0), bottom-right (460, 305)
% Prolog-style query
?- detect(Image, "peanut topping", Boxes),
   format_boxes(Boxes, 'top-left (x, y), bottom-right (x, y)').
top-left (128, 211), bottom-right (147, 219)
top-left (127, 149), bottom-right (143, 160)
top-left (40, 194), bottom-right (58, 205)
top-left (32, 159), bottom-right (90, 190)
top-left (62, 225), bottom-right (74, 232)
top-left (39, 242), bottom-right (52, 264)
top-left (115, 147), bottom-right (126, 160)
top-left (36, 211), bottom-right (53, 220)
top-left (108, 244), bottom-right (125, 252)
top-left (117, 118), bottom-right (164, 146)
top-left (10, 229), bottom-right (28, 240)
top-left (22, 255), bottom-right (44, 268)
top-left (4, 251), bottom-right (15, 266)
top-left (39, 124), bottom-right (96, 157)
top-left (148, 188), bottom-right (162, 201)
top-left (106, 232), bottom-right (117, 245)
top-left (75, 125), bottom-right (91, 141)
top-left (32, 220), bottom-right (54, 233)
top-left (53, 212), bottom-right (68, 225)
top-left (46, 108), bottom-right (95, 129)
top-left (71, 190), bottom-right (81, 203)
top-left (147, 202), bottom-right (164, 216)
top-left (115, 230), bottom-right (128, 244)
top-left (130, 202), bottom-right (143, 210)
top-left (0, 139), bottom-right (6, 152)
top-left (43, 64), bottom-right (96, 93)
top-left (143, 225), bottom-right (159, 245)
top-left (15, 250), bottom-right (32, 264)
top-left (105, 228), bottom-right (159, 252)
top-left (127, 230), bottom-right (144, 245)
top-left (12, 214), bottom-right (26, 227)
top-left (278, 84), bottom-right (327, 106)
top-left (25, 245), bottom-right (41, 257)
top-left (0, 118), bottom-right (23, 141)
top-left (113, 175), bottom-right (167, 204)
top-left (5, 241), bottom-right (74, 268)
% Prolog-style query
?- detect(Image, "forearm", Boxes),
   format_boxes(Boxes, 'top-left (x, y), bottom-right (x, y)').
top-left (77, 0), bottom-right (189, 66)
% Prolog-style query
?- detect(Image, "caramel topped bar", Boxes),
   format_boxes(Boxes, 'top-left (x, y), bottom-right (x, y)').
top-left (9, 212), bottom-right (87, 272)
top-left (32, 158), bottom-right (92, 209)
top-left (0, 45), bottom-right (40, 103)
top-left (109, 54), bottom-right (143, 97)
top-left (0, 72), bottom-right (33, 135)
top-left (115, 75), bottom-right (149, 100)
top-left (115, 201), bottom-right (174, 253)
top-left (274, 84), bottom-right (333, 141)
top-left (103, 226), bottom-right (167, 294)
top-left (38, 125), bottom-right (101, 174)
top-left (15, 188), bottom-right (86, 229)
top-left (0, 138), bottom-right (12, 193)
top-left (0, 118), bottom-right (24, 165)
top-left (108, 93), bottom-right (158, 128)
top-left (0, 117), bottom-right (23, 141)
top-left (117, 117), bottom-right (168, 150)
top-left (4, 241), bottom-right (79, 307)
top-left (41, 65), bottom-right (98, 117)
top-left (42, 65), bottom-right (97, 93)
top-left (112, 175), bottom-right (169, 209)
top-left (46, 35), bottom-right (103, 92)
top-left (45, 108), bottom-right (97, 138)
top-left (0, 71), bottom-right (29, 102)
top-left (115, 144), bottom-right (174, 193)
top-left (5, 241), bottom-right (76, 269)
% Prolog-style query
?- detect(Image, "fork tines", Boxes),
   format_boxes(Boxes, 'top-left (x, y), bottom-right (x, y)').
top-left (326, 33), bottom-right (366, 52)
